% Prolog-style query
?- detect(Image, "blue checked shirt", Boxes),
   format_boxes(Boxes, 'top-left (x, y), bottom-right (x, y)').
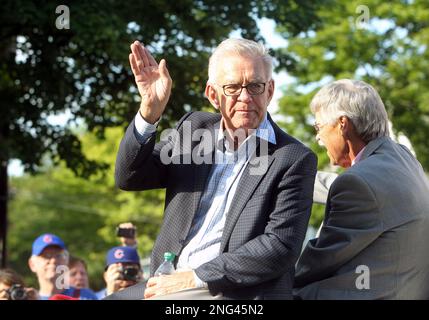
top-left (134, 112), bottom-right (276, 287)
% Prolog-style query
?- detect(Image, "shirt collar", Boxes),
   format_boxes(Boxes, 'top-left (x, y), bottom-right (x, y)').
top-left (352, 146), bottom-right (366, 166)
top-left (216, 113), bottom-right (277, 151)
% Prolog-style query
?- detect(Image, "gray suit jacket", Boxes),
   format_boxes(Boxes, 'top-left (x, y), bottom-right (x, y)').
top-left (294, 137), bottom-right (429, 299)
top-left (115, 111), bottom-right (317, 299)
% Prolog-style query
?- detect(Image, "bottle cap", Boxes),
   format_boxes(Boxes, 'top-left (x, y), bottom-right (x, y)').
top-left (164, 252), bottom-right (175, 261)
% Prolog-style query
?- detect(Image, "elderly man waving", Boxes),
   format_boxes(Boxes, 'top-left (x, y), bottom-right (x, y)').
top-left (111, 38), bottom-right (317, 300)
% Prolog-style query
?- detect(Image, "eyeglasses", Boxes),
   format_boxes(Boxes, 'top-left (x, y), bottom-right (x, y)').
top-left (221, 83), bottom-right (266, 96)
top-left (39, 251), bottom-right (68, 261)
top-left (313, 122), bottom-right (327, 133)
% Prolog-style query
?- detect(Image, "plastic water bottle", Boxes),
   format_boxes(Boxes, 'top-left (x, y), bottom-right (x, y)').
top-left (154, 252), bottom-right (176, 276)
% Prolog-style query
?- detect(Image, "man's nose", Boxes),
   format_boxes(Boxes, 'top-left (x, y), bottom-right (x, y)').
top-left (238, 87), bottom-right (252, 102)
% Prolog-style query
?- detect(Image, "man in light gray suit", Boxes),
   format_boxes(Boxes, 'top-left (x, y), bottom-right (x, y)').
top-left (294, 79), bottom-right (429, 299)
top-left (113, 39), bottom-right (317, 300)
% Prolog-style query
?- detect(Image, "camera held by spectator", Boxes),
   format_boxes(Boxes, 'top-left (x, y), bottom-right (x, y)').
top-left (102, 246), bottom-right (142, 297)
top-left (116, 222), bottom-right (137, 248)
top-left (0, 268), bottom-right (39, 300)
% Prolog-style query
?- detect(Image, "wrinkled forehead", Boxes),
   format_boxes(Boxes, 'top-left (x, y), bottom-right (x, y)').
top-left (215, 54), bottom-right (267, 84)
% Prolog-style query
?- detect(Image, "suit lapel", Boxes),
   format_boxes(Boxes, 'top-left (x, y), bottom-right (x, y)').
top-left (186, 120), bottom-right (220, 236)
top-left (184, 113), bottom-right (279, 253)
top-left (219, 140), bottom-right (276, 253)
top-left (191, 162), bottom-right (212, 221)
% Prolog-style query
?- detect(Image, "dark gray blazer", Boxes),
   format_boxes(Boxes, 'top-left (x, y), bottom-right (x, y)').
top-left (294, 137), bottom-right (429, 299)
top-left (115, 111), bottom-right (317, 299)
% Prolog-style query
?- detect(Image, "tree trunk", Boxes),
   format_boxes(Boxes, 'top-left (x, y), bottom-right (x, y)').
top-left (0, 158), bottom-right (7, 268)
top-left (0, 36), bottom-right (15, 268)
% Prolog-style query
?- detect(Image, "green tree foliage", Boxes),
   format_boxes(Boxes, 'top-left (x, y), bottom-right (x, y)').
top-left (277, 0), bottom-right (429, 170)
top-left (275, 0), bottom-right (429, 226)
top-left (3, 0), bottom-right (333, 278)
top-left (0, 0), bottom-right (325, 267)
top-left (1, 0), bottom-right (322, 175)
top-left (8, 127), bottom-right (165, 290)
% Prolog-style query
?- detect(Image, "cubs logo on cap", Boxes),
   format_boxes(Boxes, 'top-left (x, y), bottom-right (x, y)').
top-left (43, 235), bottom-right (53, 244)
top-left (114, 249), bottom-right (124, 259)
top-left (106, 246), bottom-right (141, 269)
top-left (32, 233), bottom-right (66, 256)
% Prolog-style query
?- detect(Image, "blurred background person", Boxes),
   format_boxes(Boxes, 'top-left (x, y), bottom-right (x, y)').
top-left (68, 256), bottom-right (89, 289)
top-left (0, 268), bottom-right (39, 300)
top-left (28, 233), bottom-right (97, 300)
top-left (68, 256), bottom-right (97, 297)
top-left (96, 246), bottom-right (142, 299)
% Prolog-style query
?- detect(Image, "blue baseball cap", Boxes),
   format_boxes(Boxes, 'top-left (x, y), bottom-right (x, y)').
top-left (105, 246), bottom-right (140, 269)
top-left (32, 233), bottom-right (66, 256)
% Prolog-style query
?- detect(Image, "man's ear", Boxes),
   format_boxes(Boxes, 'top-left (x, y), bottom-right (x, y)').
top-left (266, 79), bottom-right (275, 104)
top-left (28, 256), bottom-right (37, 273)
top-left (339, 116), bottom-right (351, 137)
top-left (205, 83), bottom-right (219, 109)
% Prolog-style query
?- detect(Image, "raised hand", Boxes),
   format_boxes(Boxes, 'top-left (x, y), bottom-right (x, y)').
top-left (129, 41), bottom-right (172, 124)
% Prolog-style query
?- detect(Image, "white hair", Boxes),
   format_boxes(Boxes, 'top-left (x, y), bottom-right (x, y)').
top-left (310, 79), bottom-right (390, 142)
top-left (208, 38), bottom-right (273, 83)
